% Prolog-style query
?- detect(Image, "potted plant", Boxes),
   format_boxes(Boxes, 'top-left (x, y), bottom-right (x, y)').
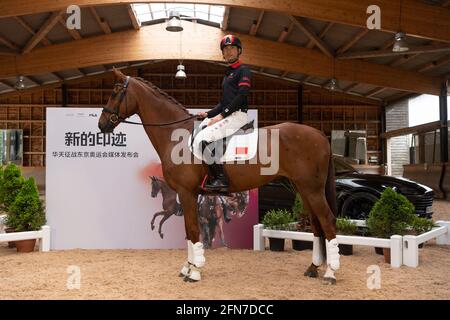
top-left (262, 209), bottom-right (295, 251)
top-left (367, 187), bottom-right (415, 263)
top-left (5, 177), bottom-right (46, 253)
top-left (336, 217), bottom-right (357, 255)
top-left (0, 163), bottom-right (25, 248)
top-left (291, 193), bottom-right (313, 251)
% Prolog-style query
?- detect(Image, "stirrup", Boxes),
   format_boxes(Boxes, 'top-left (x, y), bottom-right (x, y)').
top-left (204, 181), bottom-right (229, 192)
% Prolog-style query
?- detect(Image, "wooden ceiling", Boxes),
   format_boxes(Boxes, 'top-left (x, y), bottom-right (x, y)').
top-left (0, 0), bottom-right (449, 103)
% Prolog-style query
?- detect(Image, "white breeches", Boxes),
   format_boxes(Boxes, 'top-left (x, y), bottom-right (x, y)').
top-left (193, 111), bottom-right (248, 145)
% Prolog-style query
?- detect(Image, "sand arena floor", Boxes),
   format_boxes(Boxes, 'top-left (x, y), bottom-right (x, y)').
top-left (0, 201), bottom-right (449, 300)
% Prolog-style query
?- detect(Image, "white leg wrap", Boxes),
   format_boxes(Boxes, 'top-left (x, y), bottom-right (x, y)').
top-left (326, 238), bottom-right (340, 271)
top-left (324, 265), bottom-right (336, 280)
top-left (192, 241), bottom-right (206, 268)
top-left (187, 240), bottom-right (194, 264)
top-left (180, 261), bottom-right (190, 277)
top-left (180, 240), bottom-right (194, 276)
top-left (189, 265), bottom-right (202, 281)
top-left (312, 236), bottom-right (324, 266)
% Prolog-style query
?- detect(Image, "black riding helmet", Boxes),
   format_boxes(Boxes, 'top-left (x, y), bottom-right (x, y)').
top-left (220, 35), bottom-right (242, 54)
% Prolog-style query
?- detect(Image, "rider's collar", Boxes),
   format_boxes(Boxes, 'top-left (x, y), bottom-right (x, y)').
top-left (228, 60), bottom-right (242, 69)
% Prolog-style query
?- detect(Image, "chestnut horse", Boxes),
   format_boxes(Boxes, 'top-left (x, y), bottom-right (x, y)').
top-left (98, 68), bottom-right (340, 284)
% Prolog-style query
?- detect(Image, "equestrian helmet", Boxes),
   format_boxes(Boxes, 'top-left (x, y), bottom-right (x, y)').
top-left (220, 35), bottom-right (242, 52)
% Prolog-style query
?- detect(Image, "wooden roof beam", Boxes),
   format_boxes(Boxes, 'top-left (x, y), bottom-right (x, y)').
top-left (0, 35), bottom-right (19, 50)
top-left (14, 16), bottom-right (52, 46)
top-left (336, 29), bottom-right (369, 55)
top-left (289, 16), bottom-right (333, 58)
top-left (58, 17), bottom-right (82, 40)
top-left (1, 0), bottom-right (450, 43)
top-left (277, 22), bottom-right (294, 43)
top-left (306, 22), bottom-right (334, 49)
top-left (23, 11), bottom-right (64, 54)
top-left (338, 43), bottom-right (450, 59)
top-left (90, 7), bottom-right (112, 34)
top-left (417, 55), bottom-right (450, 73)
top-left (127, 4), bottom-right (141, 30)
top-left (249, 11), bottom-right (264, 36)
top-left (0, 22), bottom-right (441, 95)
top-left (366, 87), bottom-right (387, 97)
top-left (343, 83), bottom-right (360, 92)
top-left (221, 6), bottom-right (230, 31)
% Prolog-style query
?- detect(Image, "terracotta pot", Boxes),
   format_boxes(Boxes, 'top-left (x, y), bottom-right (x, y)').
top-left (268, 238), bottom-right (285, 251)
top-left (4, 227), bottom-right (16, 248)
top-left (292, 239), bottom-right (313, 251)
top-left (383, 248), bottom-right (391, 263)
top-left (15, 239), bottom-right (36, 253)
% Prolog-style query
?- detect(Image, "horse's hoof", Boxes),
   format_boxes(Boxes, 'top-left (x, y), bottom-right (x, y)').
top-left (304, 270), bottom-right (319, 278)
top-left (323, 277), bottom-right (337, 285)
top-left (183, 276), bottom-right (198, 283)
top-left (151, 225), bottom-right (154, 230)
top-left (178, 273), bottom-right (185, 277)
top-left (159, 233), bottom-right (164, 239)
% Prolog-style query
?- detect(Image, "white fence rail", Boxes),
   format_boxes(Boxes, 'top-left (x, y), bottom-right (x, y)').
top-left (403, 221), bottom-right (450, 267)
top-left (0, 215), bottom-right (50, 252)
top-left (254, 220), bottom-right (450, 268)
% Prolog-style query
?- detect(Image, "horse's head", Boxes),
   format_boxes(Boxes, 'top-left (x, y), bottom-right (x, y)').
top-left (98, 67), bottom-right (139, 133)
top-left (150, 176), bottom-right (161, 197)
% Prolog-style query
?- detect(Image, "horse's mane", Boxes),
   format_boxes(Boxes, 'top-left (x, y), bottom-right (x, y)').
top-left (134, 77), bottom-right (191, 115)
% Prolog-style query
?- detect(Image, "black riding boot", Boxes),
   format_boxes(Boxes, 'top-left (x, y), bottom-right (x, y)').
top-left (201, 141), bottom-right (229, 191)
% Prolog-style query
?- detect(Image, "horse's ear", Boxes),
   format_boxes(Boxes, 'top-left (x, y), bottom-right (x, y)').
top-left (112, 67), bottom-right (125, 82)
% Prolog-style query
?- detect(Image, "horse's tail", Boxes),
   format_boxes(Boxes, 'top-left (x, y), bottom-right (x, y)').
top-left (325, 155), bottom-right (338, 217)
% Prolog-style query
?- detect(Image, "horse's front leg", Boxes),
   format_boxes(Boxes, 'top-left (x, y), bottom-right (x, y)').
top-left (178, 190), bottom-right (205, 282)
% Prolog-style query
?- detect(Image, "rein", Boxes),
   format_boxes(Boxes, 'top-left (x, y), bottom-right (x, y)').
top-left (102, 76), bottom-right (198, 127)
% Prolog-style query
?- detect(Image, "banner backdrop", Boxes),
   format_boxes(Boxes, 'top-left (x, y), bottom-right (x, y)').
top-left (46, 108), bottom-right (258, 250)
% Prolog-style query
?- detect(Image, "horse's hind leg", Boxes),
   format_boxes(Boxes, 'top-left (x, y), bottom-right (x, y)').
top-left (303, 201), bottom-right (326, 279)
top-left (302, 191), bottom-right (339, 285)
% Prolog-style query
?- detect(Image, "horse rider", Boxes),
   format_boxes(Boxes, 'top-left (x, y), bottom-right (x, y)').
top-left (196, 34), bottom-right (252, 192)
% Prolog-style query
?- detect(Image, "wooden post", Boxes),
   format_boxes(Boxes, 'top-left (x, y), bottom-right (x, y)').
top-left (439, 81), bottom-right (448, 163)
top-left (390, 235), bottom-right (402, 268)
top-left (253, 224), bottom-right (264, 251)
top-left (39, 225), bottom-right (51, 252)
top-left (403, 235), bottom-right (419, 267)
top-left (436, 221), bottom-right (450, 245)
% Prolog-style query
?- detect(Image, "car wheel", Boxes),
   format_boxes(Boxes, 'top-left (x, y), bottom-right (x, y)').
top-left (340, 192), bottom-right (378, 220)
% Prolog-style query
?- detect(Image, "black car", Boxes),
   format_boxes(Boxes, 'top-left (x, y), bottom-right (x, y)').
top-left (258, 156), bottom-right (434, 220)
